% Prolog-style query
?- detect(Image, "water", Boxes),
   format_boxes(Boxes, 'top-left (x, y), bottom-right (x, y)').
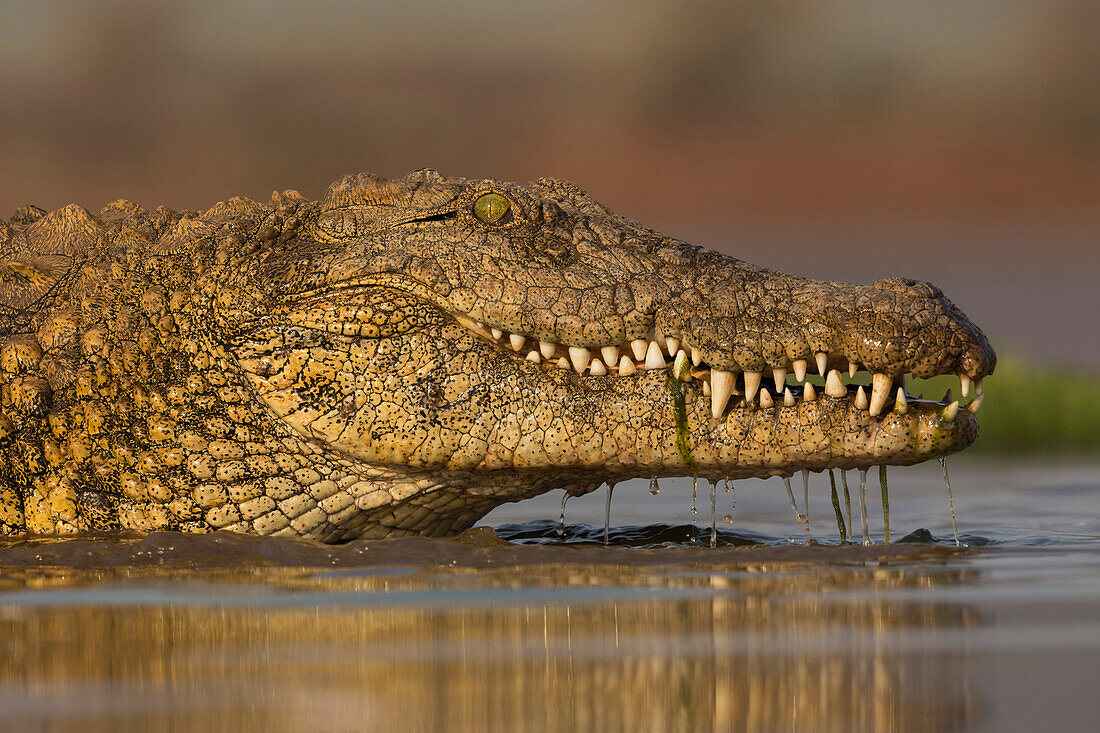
top-left (801, 468), bottom-right (812, 535)
top-left (880, 465), bottom-right (892, 544)
top-left (603, 483), bottom-right (615, 546)
top-left (556, 492), bottom-right (568, 537)
top-left (858, 468), bottom-right (872, 546)
top-left (842, 469), bottom-right (853, 532)
top-left (0, 457), bottom-right (1097, 730)
top-left (942, 456), bottom-right (961, 546)
top-left (782, 477), bottom-right (808, 532)
top-left (708, 479), bottom-right (717, 549)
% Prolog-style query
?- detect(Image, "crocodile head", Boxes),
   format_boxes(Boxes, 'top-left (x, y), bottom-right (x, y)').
top-left (215, 169), bottom-right (994, 538)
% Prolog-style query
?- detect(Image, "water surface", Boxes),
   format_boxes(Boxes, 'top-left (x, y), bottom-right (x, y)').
top-left (1, 457), bottom-right (1097, 731)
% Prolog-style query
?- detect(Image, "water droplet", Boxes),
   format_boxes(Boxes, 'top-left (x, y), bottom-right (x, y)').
top-left (940, 456), bottom-right (960, 547)
top-left (556, 492), bottom-right (569, 537)
top-left (723, 481), bottom-right (736, 528)
top-left (649, 477), bottom-right (660, 495)
top-left (858, 468), bottom-right (872, 546)
top-left (603, 482), bottom-right (616, 546)
top-left (801, 468), bottom-right (812, 535)
top-left (783, 476), bottom-right (807, 528)
top-left (841, 470), bottom-right (853, 533)
top-left (709, 479), bottom-right (718, 548)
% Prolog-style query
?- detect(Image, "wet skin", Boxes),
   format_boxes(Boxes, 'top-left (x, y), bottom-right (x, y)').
top-left (0, 170), bottom-right (994, 540)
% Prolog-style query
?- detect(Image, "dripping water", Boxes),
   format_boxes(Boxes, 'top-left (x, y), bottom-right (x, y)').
top-left (801, 468), bottom-right (812, 535)
top-left (691, 474), bottom-right (698, 515)
top-left (649, 477), bottom-right (660, 496)
top-left (709, 479), bottom-right (718, 548)
top-left (783, 477), bottom-right (807, 530)
top-left (556, 492), bottom-right (569, 537)
top-left (858, 468), bottom-right (872, 545)
top-left (829, 470), bottom-right (848, 544)
top-left (723, 479), bottom-right (735, 525)
top-left (841, 470), bottom-right (853, 534)
top-left (879, 465), bottom-right (891, 544)
top-left (603, 482), bottom-right (615, 546)
top-left (940, 456), bottom-right (960, 547)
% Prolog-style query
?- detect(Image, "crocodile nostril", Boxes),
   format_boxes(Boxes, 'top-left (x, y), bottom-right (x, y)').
top-left (872, 277), bottom-right (943, 299)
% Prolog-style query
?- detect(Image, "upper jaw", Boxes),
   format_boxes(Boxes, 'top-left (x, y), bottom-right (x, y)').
top-left (450, 262), bottom-right (994, 422)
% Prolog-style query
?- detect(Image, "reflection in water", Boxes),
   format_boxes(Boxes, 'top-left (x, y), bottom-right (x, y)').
top-left (0, 538), bottom-right (983, 731)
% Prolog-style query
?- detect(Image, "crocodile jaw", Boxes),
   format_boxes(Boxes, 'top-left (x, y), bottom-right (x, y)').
top-left (236, 301), bottom-right (981, 488)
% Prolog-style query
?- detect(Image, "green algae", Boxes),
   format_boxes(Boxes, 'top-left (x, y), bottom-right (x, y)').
top-left (667, 374), bottom-right (697, 468)
top-left (829, 469), bottom-right (848, 544)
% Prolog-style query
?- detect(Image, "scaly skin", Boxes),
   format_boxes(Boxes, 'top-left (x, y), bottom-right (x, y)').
top-left (0, 170), bottom-right (994, 540)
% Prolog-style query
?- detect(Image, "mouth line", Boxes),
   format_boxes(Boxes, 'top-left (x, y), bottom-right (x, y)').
top-left (453, 314), bottom-right (986, 421)
top-left (286, 279), bottom-right (986, 424)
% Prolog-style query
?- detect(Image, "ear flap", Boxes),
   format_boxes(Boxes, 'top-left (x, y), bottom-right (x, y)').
top-left (312, 172), bottom-right (461, 242)
top-left (0, 253), bottom-right (72, 312)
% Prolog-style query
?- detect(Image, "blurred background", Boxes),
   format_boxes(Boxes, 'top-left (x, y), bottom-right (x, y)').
top-left (2, 0), bottom-right (1097, 452)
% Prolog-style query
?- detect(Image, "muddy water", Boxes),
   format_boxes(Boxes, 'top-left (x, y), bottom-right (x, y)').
top-left (1, 458), bottom-right (1098, 731)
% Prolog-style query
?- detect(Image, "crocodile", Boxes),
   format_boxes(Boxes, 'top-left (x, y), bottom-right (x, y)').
top-left (0, 170), bottom-right (994, 540)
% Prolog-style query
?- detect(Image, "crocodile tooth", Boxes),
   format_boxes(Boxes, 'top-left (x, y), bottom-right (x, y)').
top-left (557, 357), bottom-right (570, 370)
top-left (691, 347), bottom-right (702, 366)
top-left (589, 358), bottom-right (607, 376)
top-left (848, 360), bottom-right (858, 378)
top-left (825, 370), bottom-right (846, 397)
top-left (703, 380), bottom-right (711, 395)
top-left (975, 378), bottom-right (984, 395)
top-left (665, 337), bottom-right (680, 356)
top-left (783, 387), bottom-right (795, 407)
top-left (568, 346), bottom-right (591, 373)
top-left (967, 391), bottom-right (985, 413)
top-left (711, 370), bottom-right (734, 418)
top-left (943, 401), bottom-right (959, 421)
top-left (894, 387), bottom-right (908, 414)
top-left (815, 352), bottom-right (828, 376)
top-left (743, 371), bottom-right (761, 402)
top-left (869, 373), bottom-right (891, 416)
top-left (540, 340), bottom-right (557, 359)
top-left (803, 383), bottom-right (817, 401)
top-left (942, 388), bottom-right (954, 404)
top-left (792, 359), bottom-right (807, 382)
top-left (673, 350), bottom-right (690, 380)
top-left (526, 351), bottom-right (541, 363)
top-left (630, 339), bottom-right (648, 361)
top-left (509, 333), bottom-right (526, 351)
top-left (644, 341), bottom-right (666, 369)
top-left (772, 367), bottom-right (787, 392)
top-left (618, 356), bottom-right (637, 376)
top-left (491, 328), bottom-right (503, 340)
top-left (960, 373), bottom-right (971, 398)
top-left (759, 389), bottom-right (774, 408)
top-left (601, 345), bottom-right (620, 365)
top-left (854, 385), bottom-right (869, 410)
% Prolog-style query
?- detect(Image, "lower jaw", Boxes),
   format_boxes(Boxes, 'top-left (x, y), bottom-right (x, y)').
top-left (494, 378), bottom-right (978, 479)
top-left (620, 411), bottom-right (976, 480)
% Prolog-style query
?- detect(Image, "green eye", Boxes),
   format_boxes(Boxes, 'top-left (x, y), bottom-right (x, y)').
top-left (473, 193), bottom-right (511, 224)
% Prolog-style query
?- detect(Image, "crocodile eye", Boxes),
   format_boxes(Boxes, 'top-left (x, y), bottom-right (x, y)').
top-left (473, 193), bottom-right (511, 225)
